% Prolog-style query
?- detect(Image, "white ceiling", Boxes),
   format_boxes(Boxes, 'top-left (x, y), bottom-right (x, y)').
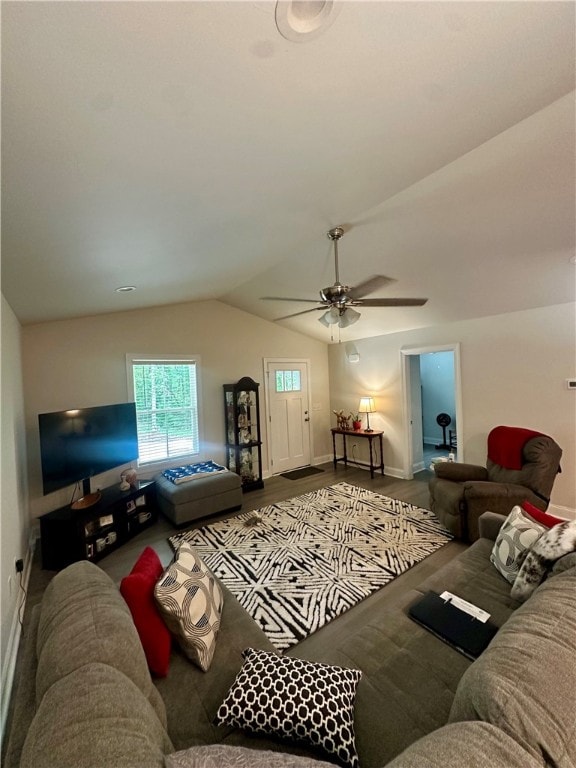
top-left (2, 1), bottom-right (575, 342)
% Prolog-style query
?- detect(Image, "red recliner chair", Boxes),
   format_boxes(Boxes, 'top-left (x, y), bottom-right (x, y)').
top-left (429, 426), bottom-right (562, 541)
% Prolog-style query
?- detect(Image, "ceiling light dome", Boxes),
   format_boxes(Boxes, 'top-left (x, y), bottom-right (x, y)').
top-left (275, 1), bottom-right (341, 42)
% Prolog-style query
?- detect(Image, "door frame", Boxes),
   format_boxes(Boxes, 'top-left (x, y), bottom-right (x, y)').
top-left (263, 358), bottom-right (313, 474)
top-left (400, 343), bottom-right (463, 479)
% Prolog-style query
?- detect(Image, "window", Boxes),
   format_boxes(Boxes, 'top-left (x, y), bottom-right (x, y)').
top-left (126, 355), bottom-right (201, 466)
top-left (275, 369), bottom-right (301, 392)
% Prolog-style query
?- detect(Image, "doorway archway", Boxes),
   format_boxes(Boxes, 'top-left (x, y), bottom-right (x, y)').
top-left (400, 343), bottom-right (463, 479)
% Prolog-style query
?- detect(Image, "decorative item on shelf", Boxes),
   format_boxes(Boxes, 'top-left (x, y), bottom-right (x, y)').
top-left (122, 468), bottom-right (138, 488)
top-left (350, 413), bottom-right (362, 431)
top-left (119, 473), bottom-right (130, 491)
top-left (239, 448), bottom-right (254, 481)
top-left (239, 428), bottom-right (252, 444)
top-left (358, 397), bottom-right (376, 433)
top-left (333, 409), bottom-right (351, 431)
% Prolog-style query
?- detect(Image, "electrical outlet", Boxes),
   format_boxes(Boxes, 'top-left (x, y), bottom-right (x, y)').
top-left (15, 558), bottom-right (24, 573)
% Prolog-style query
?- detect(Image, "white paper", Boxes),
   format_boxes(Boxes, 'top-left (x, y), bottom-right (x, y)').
top-left (439, 591), bottom-right (490, 623)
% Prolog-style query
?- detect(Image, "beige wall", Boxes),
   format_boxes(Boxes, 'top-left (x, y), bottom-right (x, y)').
top-left (329, 302), bottom-right (576, 512)
top-left (22, 300), bottom-right (331, 519)
top-left (1, 295), bottom-right (29, 731)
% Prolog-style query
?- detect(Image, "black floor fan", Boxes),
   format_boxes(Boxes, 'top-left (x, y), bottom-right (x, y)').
top-left (435, 413), bottom-right (452, 450)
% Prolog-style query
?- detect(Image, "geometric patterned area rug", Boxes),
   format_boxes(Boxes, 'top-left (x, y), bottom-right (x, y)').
top-left (168, 482), bottom-right (452, 651)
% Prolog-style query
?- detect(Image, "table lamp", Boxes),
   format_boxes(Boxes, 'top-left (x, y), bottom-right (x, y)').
top-left (358, 397), bottom-right (376, 433)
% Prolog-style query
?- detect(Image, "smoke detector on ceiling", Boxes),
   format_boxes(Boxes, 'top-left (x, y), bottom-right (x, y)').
top-left (275, 1), bottom-right (341, 42)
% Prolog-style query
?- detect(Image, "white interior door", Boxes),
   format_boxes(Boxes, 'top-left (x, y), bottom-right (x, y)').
top-left (265, 361), bottom-right (311, 474)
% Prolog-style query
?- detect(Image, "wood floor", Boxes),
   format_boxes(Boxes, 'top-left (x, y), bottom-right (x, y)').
top-left (4, 463), bottom-right (467, 755)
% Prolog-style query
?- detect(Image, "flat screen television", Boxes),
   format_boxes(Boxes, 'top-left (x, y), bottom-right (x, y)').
top-left (38, 402), bottom-right (139, 506)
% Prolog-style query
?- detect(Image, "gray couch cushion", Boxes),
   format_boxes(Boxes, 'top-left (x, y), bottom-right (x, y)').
top-left (36, 560), bottom-right (166, 725)
top-left (20, 662), bottom-right (173, 768)
top-left (287, 588), bottom-right (472, 768)
top-left (449, 566), bottom-right (576, 767)
top-left (165, 745), bottom-right (336, 767)
top-left (386, 721), bottom-right (545, 767)
top-left (154, 581), bottom-right (277, 750)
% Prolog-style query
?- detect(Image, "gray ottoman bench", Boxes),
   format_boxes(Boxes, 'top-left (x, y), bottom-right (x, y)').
top-left (155, 469), bottom-right (242, 527)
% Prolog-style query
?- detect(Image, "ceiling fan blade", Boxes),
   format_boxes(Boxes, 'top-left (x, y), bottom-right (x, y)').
top-left (261, 296), bottom-right (320, 304)
top-left (274, 307), bottom-right (323, 321)
top-left (357, 298), bottom-right (428, 307)
top-left (347, 275), bottom-right (395, 300)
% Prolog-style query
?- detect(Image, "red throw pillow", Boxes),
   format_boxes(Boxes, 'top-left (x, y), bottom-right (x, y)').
top-left (521, 500), bottom-right (564, 528)
top-left (120, 546), bottom-right (171, 677)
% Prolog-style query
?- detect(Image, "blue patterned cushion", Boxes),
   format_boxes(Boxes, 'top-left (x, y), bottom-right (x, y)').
top-left (163, 461), bottom-right (227, 485)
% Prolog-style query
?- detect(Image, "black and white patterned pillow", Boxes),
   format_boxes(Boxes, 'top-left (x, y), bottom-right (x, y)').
top-left (154, 543), bottom-right (223, 671)
top-left (215, 648), bottom-right (361, 768)
top-left (490, 506), bottom-right (547, 583)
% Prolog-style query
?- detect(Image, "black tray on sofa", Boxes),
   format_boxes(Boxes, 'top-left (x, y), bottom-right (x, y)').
top-left (409, 591), bottom-right (499, 660)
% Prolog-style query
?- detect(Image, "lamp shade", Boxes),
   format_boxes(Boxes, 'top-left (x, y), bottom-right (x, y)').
top-left (358, 397), bottom-right (375, 414)
top-left (338, 307), bottom-right (360, 328)
top-left (318, 307), bottom-right (340, 327)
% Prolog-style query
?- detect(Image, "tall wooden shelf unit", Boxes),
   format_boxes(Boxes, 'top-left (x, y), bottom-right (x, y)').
top-left (224, 376), bottom-right (264, 492)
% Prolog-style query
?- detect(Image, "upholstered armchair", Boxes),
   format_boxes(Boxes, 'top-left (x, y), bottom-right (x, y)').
top-left (429, 426), bottom-right (562, 542)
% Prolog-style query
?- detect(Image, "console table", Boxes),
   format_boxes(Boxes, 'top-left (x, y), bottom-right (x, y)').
top-left (331, 428), bottom-right (385, 479)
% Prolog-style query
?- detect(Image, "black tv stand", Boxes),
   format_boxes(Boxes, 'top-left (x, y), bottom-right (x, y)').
top-left (40, 481), bottom-right (157, 570)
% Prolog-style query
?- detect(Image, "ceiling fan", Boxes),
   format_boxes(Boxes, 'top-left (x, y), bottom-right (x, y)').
top-left (262, 227), bottom-right (428, 328)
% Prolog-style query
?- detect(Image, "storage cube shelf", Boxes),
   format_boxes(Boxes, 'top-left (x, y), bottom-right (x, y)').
top-left (40, 481), bottom-right (157, 570)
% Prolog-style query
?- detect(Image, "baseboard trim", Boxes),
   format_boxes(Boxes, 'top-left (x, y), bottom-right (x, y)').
top-left (0, 538), bottom-right (35, 744)
top-left (383, 465), bottom-right (406, 479)
top-left (548, 503), bottom-right (576, 521)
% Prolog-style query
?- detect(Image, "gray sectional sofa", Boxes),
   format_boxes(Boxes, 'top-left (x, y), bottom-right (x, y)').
top-left (5, 512), bottom-right (576, 768)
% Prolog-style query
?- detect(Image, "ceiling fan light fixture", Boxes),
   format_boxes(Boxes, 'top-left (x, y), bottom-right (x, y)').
top-left (338, 307), bottom-right (360, 328)
top-left (263, 223), bottom-right (428, 328)
top-left (318, 306), bottom-right (340, 327)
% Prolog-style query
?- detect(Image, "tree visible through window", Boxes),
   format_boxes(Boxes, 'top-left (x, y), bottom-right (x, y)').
top-left (128, 357), bottom-right (200, 464)
top-left (275, 369), bottom-right (301, 392)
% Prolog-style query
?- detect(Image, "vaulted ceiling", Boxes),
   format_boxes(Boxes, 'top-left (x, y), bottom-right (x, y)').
top-left (2, 1), bottom-right (575, 342)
